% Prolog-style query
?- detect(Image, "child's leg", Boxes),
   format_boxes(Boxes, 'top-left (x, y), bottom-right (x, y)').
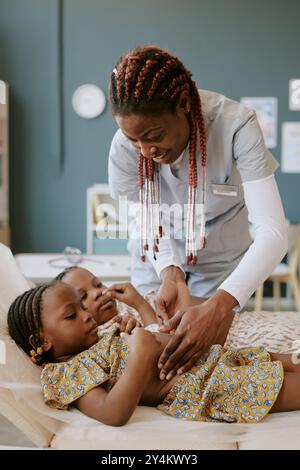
top-left (270, 352), bottom-right (300, 373)
top-left (270, 371), bottom-right (300, 413)
top-left (267, 352), bottom-right (300, 413)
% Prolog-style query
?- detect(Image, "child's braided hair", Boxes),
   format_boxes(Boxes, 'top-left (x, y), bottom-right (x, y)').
top-left (54, 266), bottom-right (77, 281)
top-left (7, 282), bottom-right (59, 365)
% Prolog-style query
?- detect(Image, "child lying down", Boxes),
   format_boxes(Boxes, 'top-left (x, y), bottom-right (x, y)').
top-left (56, 266), bottom-right (205, 335)
top-left (7, 280), bottom-right (300, 426)
top-left (55, 266), bottom-right (143, 334)
top-left (56, 266), bottom-right (300, 355)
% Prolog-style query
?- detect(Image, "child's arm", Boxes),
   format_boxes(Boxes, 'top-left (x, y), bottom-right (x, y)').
top-left (73, 329), bottom-right (160, 426)
top-left (103, 283), bottom-right (158, 327)
top-left (135, 299), bottom-right (158, 326)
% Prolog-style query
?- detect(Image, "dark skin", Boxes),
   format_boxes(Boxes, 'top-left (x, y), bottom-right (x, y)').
top-left (37, 283), bottom-right (300, 425)
top-left (36, 282), bottom-right (177, 425)
top-left (39, 284), bottom-right (99, 361)
top-left (115, 94), bottom-right (191, 165)
top-left (115, 90), bottom-right (237, 380)
top-left (62, 267), bottom-right (141, 333)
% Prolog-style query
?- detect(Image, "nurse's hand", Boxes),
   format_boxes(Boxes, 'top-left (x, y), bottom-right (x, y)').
top-left (155, 267), bottom-right (191, 321)
top-left (157, 289), bottom-right (237, 380)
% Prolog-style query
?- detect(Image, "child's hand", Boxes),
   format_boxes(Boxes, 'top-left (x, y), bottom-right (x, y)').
top-left (103, 283), bottom-right (144, 310)
top-left (114, 315), bottom-right (142, 333)
top-left (121, 327), bottom-right (161, 358)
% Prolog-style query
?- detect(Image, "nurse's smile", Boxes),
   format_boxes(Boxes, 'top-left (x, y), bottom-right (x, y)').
top-left (115, 105), bottom-right (190, 165)
top-left (151, 148), bottom-right (169, 163)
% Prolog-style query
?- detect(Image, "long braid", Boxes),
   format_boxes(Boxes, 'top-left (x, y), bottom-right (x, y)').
top-left (7, 282), bottom-right (58, 365)
top-left (191, 81), bottom-right (207, 252)
top-left (138, 155), bottom-right (146, 261)
top-left (109, 45), bottom-right (207, 264)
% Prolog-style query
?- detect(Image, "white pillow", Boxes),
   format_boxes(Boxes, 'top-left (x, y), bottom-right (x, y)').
top-left (0, 244), bottom-right (32, 334)
top-left (0, 243), bottom-right (54, 446)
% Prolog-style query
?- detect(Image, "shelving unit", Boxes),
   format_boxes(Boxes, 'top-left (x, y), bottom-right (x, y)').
top-left (86, 183), bottom-right (129, 255)
top-left (0, 80), bottom-right (10, 246)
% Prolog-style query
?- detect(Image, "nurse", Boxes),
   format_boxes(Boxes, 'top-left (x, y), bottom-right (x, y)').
top-left (108, 45), bottom-right (288, 380)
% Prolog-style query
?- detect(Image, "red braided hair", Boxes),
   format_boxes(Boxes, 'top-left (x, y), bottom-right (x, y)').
top-left (109, 45), bottom-right (207, 265)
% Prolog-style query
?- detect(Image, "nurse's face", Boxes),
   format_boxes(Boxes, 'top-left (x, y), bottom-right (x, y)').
top-left (115, 97), bottom-right (191, 165)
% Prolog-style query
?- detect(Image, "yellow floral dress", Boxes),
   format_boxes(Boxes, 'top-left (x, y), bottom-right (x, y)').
top-left (158, 345), bottom-right (283, 423)
top-left (41, 325), bottom-right (128, 410)
top-left (41, 326), bottom-right (283, 423)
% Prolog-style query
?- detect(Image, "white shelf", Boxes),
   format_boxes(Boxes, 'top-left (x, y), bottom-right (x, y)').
top-left (86, 184), bottom-right (129, 254)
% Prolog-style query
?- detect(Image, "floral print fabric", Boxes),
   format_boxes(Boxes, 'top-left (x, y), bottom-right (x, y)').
top-left (158, 345), bottom-right (283, 423)
top-left (41, 328), bottom-right (283, 423)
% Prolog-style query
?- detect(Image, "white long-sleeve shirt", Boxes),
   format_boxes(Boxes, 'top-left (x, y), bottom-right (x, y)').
top-left (146, 175), bottom-right (288, 310)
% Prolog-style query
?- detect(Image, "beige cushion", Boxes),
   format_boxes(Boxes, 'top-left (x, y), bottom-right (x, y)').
top-left (239, 435), bottom-right (300, 450)
top-left (0, 388), bottom-right (53, 448)
top-left (50, 406), bottom-right (238, 450)
top-left (237, 411), bottom-right (300, 450)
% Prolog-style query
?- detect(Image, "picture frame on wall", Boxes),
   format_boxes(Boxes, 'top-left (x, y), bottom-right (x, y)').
top-left (240, 97), bottom-right (278, 149)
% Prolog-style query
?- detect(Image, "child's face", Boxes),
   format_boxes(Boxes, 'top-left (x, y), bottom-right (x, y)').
top-left (41, 283), bottom-right (99, 359)
top-left (62, 268), bottom-right (118, 326)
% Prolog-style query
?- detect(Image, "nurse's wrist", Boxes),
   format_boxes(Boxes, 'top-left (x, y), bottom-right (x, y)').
top-left (209, 289), bottom-right (238, 316)
top-left (160, 265), bottom-right (185, 283)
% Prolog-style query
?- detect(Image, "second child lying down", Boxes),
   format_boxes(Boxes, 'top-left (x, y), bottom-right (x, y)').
top-left (7, 280), bottom-right (300, 426)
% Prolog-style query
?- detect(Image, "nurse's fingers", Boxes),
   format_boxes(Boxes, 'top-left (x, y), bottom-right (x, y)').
top-left (159, 310), bottom-right (184, 333)
top-left (174, 349), bottom-right (204, 375)
top-left (155, 296), bottom-right (169, 322)
top-left (157, 333), bottom-right (183, 369)
top-left (158, 335), bottom-right (190, 380)
top-left (176, 357), bottom-right (202, 376)
top-left (162, 347), bottom-right (201, 381)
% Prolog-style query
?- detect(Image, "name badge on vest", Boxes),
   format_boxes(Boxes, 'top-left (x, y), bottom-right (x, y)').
top-left (211, 184), bottom-right (238, 197)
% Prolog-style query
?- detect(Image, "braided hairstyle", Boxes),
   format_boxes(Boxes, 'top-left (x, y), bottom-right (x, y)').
top-left (109, 45), bottom-right (207, 264)
top-left (7, 282), bottom-right (59, 366)
top-left (55, 266), bottom-right (77, 281)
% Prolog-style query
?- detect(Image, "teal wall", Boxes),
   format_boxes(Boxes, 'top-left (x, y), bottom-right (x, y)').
top-left (0, 0), bottom-right (300, 254)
